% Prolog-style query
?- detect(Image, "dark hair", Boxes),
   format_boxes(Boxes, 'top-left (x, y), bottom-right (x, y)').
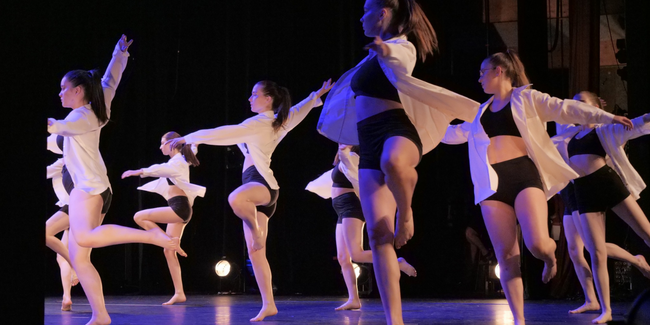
top-left (575, 91), bottom-right (602, 109)
top-left (257, 80), bottom-right (292, 132)
top-left (64, 69), bottom-right (108, 124)
top-left (333, 145), bottom-right (361, 166)
top-left (485, 50), bottom-right (530, 87)
top-left (163, 131), bottom-right (200, 167)
top-left (376, 0), bottom-right (438, 61)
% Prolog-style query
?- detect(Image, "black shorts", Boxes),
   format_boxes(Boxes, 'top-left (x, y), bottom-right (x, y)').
top-left (560, 182), bottom-right (578, 215)
top-left (59, 205), bottom-right (69, 215)
top-left (168, 196), bottom-right (192, 223)
top-left (357, 109), bottom-right (423, 170)
top-left (574, 165), bottom-right (630, 214)
top-left (242, 165), bottom-right (279, 218)
top-left (483, 156), bottom-right (544, 207)
top-left (62, 165), bottom-right (74, 195)
top-left (332, 192), bottom-right (364, 224)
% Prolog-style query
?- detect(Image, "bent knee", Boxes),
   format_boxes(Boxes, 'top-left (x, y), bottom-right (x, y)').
top-left (338, 254), bottom-right (352, 266)
top-left (72, 232), bottom-right (95, 248)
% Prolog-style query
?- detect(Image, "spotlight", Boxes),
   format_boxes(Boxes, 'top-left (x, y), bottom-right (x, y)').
top-left (215, 259), bottom-right (232, 277)
top-left (489, 263), bottom-right (501, 280)
top-left (352, 263), bottom-right (361, 279)
top-left (494, 263), bottom-right (501, 279)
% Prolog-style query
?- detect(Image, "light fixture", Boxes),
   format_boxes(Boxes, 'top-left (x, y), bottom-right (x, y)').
top-left (352, 263), bottom-right (361, 279)
top-left (215, 259), bottom-right (232, 277)
top-left (494, 263), bottom-right (501, 279)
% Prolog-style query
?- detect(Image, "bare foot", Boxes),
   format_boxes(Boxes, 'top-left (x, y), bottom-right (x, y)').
top-left (71, 269), bottom-right (80, 286)
top-left (569, 302), bottom-right (600, 314)
top-left (148, 228), bottom-right (175, 250)
top-left (250, 304), bottom-right (278, 322)
top-left (61, 296), bottom-right (72, 311)
top-left (591, 311), bottom-right (612, 324)
top-left (634, 255), bottom-right (650, 279)
top-left (394, 208), bottom-right (414, 249)
top-left (397, 257), bottom-right (417, 277)
top-left (542, 260), bottom-right (557, 283)
top-left (170, 237), bottom-right (187, 257)
top-left (86, 314), bottom-right (111, 325)
top-left (335, 299), bottom-right (361, 310)
top-left (162, 293), bottom-right (186, 305)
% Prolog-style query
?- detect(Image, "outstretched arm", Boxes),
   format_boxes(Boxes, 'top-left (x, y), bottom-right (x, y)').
top-left (441, 122), bottom-right (471, 145)
top-left (122, 160), bottom-right (183, 179)
top-left (283, 79), bottom-right (335, 131)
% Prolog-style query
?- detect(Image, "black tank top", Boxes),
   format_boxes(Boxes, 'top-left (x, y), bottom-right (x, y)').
top-left (350, 56), bottom-right (401, 103)
top-left (480, 102), bottom-right (521, 138)
top-left (567, 129), bottom-right (606, 158)
top-left (331, 164), bottom-right (353, 189)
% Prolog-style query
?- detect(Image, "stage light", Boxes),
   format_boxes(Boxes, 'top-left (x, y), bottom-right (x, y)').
top-left (494, 263), bottom-right (501, 279)
top-left (352, 263), bottom-right (361, 279)
top-left (215, 259), bottom-right (232, 277)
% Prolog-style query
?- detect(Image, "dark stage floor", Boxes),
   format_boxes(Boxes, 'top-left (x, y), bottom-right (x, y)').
top-left (45, 295), bottom-right (632, 324)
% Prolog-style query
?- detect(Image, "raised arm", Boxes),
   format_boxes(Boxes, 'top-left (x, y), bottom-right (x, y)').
top-left (103, 35), bottom-right (132, 117)
top-left (283, 79), bottom-right (334, 132)
top-left (441, 122), bottom-right (471, 145)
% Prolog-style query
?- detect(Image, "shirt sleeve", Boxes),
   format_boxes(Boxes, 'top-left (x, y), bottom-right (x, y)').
top-left (603, 115), bottom-right (650, 146)
top-left (529, 89), bottom-right (614, 125)
top-left (282, 92), bottom-right (324, 132)
top-left (442, 122), bottom-right (471, 145)
top-left (141, 160), bottom-right (183, 178)
top-left (102, 44), bottom-right (130, 118)
top-left (381, 40), bottom-right (417, 76)
top-left (184, 118), bottom-right (263, 146)
top-left (46, 158), bottom-right (65, 179)
top-left (48, 109), bottom-right (98, 136)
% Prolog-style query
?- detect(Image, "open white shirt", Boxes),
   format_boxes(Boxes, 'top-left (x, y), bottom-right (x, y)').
top-left (317, 36), bottom-right (480, 154)
top-left (47, 44), bottom-right (129, 195)
top-left (137, 152), bottom-right (206, 206)
top-left (552, 115), bottom-right (650, 200)
top-left (184, 93), bottom-right (323, 190)
top-left (442, 85), bottom-right (616, 204)
top-left (306, 149), bottom-right (360, 199)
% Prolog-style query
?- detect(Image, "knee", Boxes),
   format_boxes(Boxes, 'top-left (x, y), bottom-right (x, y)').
top-left (380, 154), bottom-right (407, 176)
top-left (133, 211), bottom-right (147, 224)
top-left (72, 231), bottom-right (95, 248)
top-left (338, 253), bottom-right (352, 268)
top-left (465, 227), bottom-right (476, 240)
top-left (366, 223), bottom-right (393, 247)
top-left (228, 193), bottom-right (244, 211)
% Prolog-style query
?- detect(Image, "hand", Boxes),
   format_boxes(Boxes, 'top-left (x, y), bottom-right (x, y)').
top-left (166, 137), bottom-right (186, 149)
top-left (599, 97), bottom-right (607, 108)
top-left (613, 115), bottom-right (633, 130)
top-left (364, 36), bottom-right (391, 57)
top-left (315, 79), bottom-right (335, 98)
top-left (47, 118), bottom-right (54, 127)
top-left (118, 34), bottom-right (134, 52)
top-left (121, 169), bottom-right (143, 179)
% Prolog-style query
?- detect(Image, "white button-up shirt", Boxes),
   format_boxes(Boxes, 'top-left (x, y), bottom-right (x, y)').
top-left (443, 85), bottom-right (616, 204)
top-left (184, 93), bottom-right (323, 190)
top-left (137, 152), bottom-right (206, 206)
top-left (306, 148), bottom-right (360, 199)
top-left (47, 44), bottom-right (129, 195)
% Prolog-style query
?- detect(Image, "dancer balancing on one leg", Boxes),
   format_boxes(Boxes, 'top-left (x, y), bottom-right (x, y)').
top-left (556, 92), bottom-right (650, 317)
top-left (552, 92), bottom-right (650, 324)
top-left (122, 132), bottom-right (206, 306)
top-left (318, 1), bottom-right (479, 323)
top-left (47, 35), bottom-right (177, 325)
top-left (45, 134), bottom-right (79, 311)
top-left (168, 79), bottom-right (334, 322)
top-left (442, 51), bottom-right (633, 325)
top-left (306, 144), bottom-right (417, 311)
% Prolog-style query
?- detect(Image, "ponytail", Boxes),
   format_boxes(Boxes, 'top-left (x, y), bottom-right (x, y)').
top-left (486, 50), bottom-right (530, 87)
top-left (257, 80), bottom-right (292, 132)
top-left (378, 0), bottom-right (438, 61)
top-left (164, 131), bottom-right (200, 166)
top-left (64, 69), bottom-right (108, 124)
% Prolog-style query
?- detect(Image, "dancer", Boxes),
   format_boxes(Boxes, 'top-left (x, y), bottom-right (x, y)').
top-left (47, 35), bottom-right (177, 325)
top-left (306, 144), bottom-right (417, 311)
top-left (317, 1), bottom-right (478, 323)
top-left (46, 134), bottom-right (79, 311)
top-left (442, 52), bottom-right (632, 325)
top-left (122, 132), bottom-right (206, 306)
top-left (552, 91), bottom-right (650, 323)
top-left (168, 79), bottom-right (333, 321)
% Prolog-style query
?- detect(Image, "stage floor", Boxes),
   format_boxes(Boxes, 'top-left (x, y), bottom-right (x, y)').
top-left (45, 295), bottom-right (631, 324)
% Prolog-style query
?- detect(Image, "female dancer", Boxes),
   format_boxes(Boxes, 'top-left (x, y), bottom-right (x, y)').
top-left (122, 132), bottom-right (206, 306)
top-left (46, 134), bottom-right (79, 311)
top-left (552, 92), bottom-right (650, 323)
top-left (318, 1), bottom-right (478, 323)
top-left (442, 52), bottom-right (632, 325)
top-left (306, 144), bottom-right (417, 311)
top-left (169, 79), bottom-right (333, 321)
top-left (47, 35), bottom-right (178, 325)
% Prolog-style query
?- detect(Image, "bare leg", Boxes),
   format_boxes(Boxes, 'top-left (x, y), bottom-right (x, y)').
top-left (57, 230), bottom-right (73, 311)
top-left (579, 211), bottom-right (612, 324)
top-left (134, 207), bottom-right (187, 257)
top-left (244, 211), bottom-right (277, 322)
top-left (229, 183), bottom-right (271, 252)
top-left (335, 223), bottom-right (361, 311)
top-left (359, 168), bottom-right (403, 325)
top-left (605, 243), bottom-right (650, 278)
top-left (343, 218), bottom-right (416, 277)
top-left (381, 137), bottom-right (419, 249)
top-left (612, 196), bottom-right (650, 247)
top-left (514, 188), bottom-right (557, 283)
top-left (563, 212), bottom-right (600, 314)
top-left (481, 201), bottom-right (524, 325)
top-left (46, 211), bottom-right (72, 265)
top-left (162, 222), bottom-right (187, 305)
